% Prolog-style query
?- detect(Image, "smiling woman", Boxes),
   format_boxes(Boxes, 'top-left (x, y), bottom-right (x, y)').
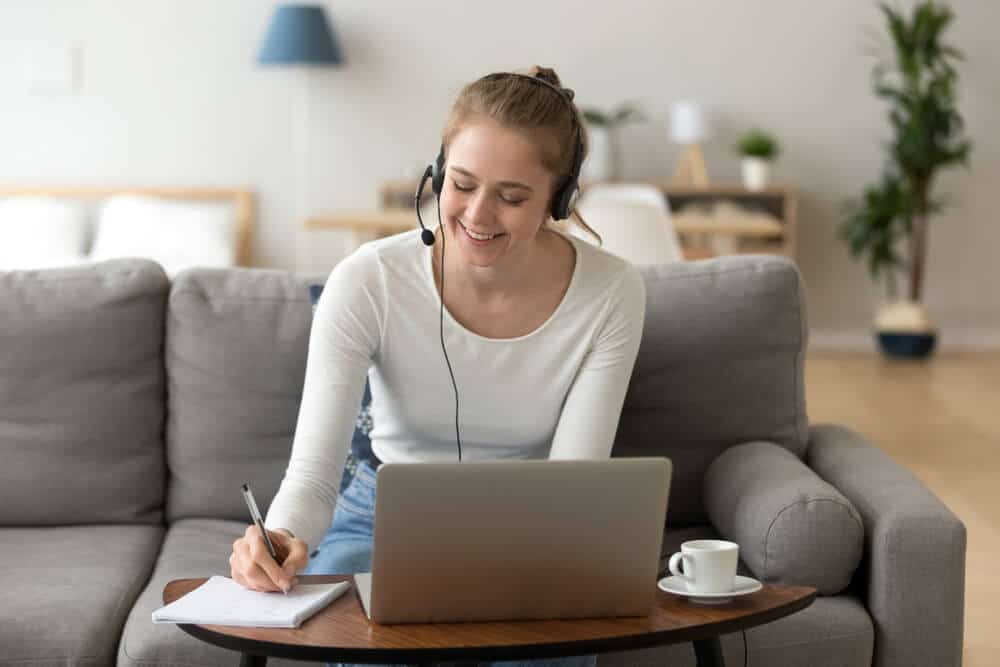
top-left (246, 67), bottom-right (646, 667)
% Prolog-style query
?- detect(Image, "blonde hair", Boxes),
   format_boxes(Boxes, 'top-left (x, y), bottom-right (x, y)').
top-left (441, 66), bottom-right (601, 244)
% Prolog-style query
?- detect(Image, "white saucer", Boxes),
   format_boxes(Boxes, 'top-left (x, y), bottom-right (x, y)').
top-left (658, 575), bottom-right (763, 604)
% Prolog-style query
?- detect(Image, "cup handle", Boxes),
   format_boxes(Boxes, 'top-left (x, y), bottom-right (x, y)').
top-left (668, 552), bottom-right (694, 583)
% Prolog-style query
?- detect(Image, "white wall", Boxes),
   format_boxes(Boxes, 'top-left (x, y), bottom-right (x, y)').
top-left (0, 0), bottom-right (997, 348)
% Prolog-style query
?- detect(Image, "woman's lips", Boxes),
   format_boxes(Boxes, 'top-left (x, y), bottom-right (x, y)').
top-left (458, 220), bottom-right (505, 243)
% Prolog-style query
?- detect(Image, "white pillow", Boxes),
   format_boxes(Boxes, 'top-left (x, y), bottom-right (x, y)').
top-left (90, 195), bottom-right (237, 278)
top-left (0, 197), bottom-right (90, 270)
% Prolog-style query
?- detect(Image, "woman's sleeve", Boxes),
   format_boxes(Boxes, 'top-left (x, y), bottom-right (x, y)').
top-left (264, 248), bottom-right (385, 552)
top-left (548, 265), bottom-right (646, 460)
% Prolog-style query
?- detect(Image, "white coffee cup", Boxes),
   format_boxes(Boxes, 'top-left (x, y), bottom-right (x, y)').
top-left (667, 539), bottom-right (739, 594)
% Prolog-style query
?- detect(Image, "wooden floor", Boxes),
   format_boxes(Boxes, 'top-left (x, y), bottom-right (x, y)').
top-left (805, 351), bottom-right (1000, 667)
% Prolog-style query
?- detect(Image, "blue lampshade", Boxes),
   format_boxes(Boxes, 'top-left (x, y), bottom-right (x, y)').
top-left (258, 4), bottom-right (344, 65)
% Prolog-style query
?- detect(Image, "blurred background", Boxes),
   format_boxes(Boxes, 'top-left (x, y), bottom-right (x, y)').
top-left (0, 0), bottom-right (996, 347)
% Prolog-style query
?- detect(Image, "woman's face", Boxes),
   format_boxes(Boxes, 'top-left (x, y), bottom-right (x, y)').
top-left (439, 118), bottom-right (556, 268)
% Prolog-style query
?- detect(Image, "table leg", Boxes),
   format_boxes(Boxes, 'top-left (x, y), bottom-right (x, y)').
top-left (693, 637), bottom-right (725, 666)
top-left (239, 654), bottom-right (267, 667)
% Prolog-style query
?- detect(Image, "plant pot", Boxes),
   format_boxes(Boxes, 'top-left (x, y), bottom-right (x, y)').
top-left (874, 301), bottom-right (937, 359)
top-left (741, 157), bottom-right (770, 191)
top-left (581, 125), bottom-right (618, 182)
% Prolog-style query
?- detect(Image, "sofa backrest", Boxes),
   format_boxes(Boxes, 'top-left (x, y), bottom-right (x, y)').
top-left (164, 267), bottom-right (317, 523)
top-left (0, 259), bottom-right (168, 525)
top-left (615, 255), bottom-right (809, 526)
top-left (1, 254), bottom-right (808, 531)
top-left (164, 255), bottom-right (808, 531)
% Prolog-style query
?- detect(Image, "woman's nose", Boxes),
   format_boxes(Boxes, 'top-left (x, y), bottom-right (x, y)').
top-left (463, 189), bottom-right (494, 223)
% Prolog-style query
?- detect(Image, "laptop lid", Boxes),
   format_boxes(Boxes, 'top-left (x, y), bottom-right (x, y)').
top-left (361, 457), bottom-right (671, 624)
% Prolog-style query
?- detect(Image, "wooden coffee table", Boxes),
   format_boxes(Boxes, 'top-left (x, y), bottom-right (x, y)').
top-left (164, 575), bottom-right (816, 666)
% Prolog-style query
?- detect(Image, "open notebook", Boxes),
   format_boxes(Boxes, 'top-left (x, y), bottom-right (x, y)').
top-left (152, 576), bottom-right (351, 628)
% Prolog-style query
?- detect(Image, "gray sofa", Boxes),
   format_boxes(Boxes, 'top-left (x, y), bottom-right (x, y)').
top-left (0, 255), bottom-right (965, 667)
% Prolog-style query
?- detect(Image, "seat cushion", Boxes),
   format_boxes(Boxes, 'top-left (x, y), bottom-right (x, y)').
top-left (0, 524), bottom-right (163, 667)
top-left (0, 259), bottom-right (169, 525)
top-left (602, 524), bottom-right (874, 667)
top-left (118, 518), bottom-right (301, 667)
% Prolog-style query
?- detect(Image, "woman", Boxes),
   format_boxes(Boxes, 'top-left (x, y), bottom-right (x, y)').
top-left (230, 66), bottom-right (646, 667)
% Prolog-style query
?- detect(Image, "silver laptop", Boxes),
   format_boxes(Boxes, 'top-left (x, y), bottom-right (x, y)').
top-left (353, 457), bottom-right (672, 624)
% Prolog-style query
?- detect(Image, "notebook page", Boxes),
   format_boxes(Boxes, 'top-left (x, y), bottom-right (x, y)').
top-left (153, 576), bottom-right (351, 628)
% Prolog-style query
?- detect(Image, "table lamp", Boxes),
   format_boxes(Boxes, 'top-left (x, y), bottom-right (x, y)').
top-left (669, 101), bottom-right (710, 187)
top-left (257, 4), bottom-right (344, 266)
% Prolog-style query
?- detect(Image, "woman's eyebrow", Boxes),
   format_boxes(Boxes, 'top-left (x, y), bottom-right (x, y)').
top-left (450, 166), bottom-right (534, 192)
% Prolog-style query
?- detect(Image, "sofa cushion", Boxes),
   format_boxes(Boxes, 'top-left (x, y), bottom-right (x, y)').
top-left (615, 255), bottom-right (809, 526)
top-left (0, 258), bottom-right (169, 525)
top-left (118, 518), bottom-right (301, 667)
top-left (0, 524), bottom-right (163, 666)
top-left (703, 441), bottom-right (864, 595)
top-left (165, 268), bottom-right (319, 523)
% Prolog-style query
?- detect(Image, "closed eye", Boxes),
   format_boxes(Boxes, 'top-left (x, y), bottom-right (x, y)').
top-left (452, 180), bottom-right (525, 206)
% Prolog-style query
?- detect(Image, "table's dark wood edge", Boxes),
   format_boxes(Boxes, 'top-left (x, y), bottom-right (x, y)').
top-left (167, 578), bottom-right (818, 664)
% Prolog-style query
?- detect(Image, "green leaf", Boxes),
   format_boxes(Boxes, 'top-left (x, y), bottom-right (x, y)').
top-left (582, 109), bottom-right (609, 126)
top-left (737, 129), bottom-right (779, 158)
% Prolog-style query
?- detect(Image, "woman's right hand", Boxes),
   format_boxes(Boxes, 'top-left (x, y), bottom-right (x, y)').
top-left (230, 525), bottom-right (310, 593)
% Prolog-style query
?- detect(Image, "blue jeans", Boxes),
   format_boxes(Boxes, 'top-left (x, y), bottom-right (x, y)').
top-left (304, 461), bottom-right (598, 667)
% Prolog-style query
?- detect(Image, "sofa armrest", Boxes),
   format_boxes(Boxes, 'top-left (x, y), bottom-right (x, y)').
top-left (807, 423), bottom-right (966, 667)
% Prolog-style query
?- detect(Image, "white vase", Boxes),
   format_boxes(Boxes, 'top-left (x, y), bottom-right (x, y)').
top-left (582, 126), bottom-right (617, 182)
top-left (741, 157), bottom-right (770, 191)
top-left (874, 300), bottom-right (937, 358)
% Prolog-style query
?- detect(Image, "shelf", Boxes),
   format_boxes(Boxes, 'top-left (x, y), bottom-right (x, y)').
top-left (345, 180), bottom-right (798, 262)
top-left (305, 211), bottom-right (415, 235)
top-left (673, 220), bottom-right (784, 237)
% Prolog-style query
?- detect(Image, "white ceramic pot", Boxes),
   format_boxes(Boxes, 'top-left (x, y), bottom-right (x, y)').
top-left (741, 157), bottom-right (770, 191)
top-left (581, 125), bottom-right (615, 182)
top-left (874, 300), bottom-right (937, 359)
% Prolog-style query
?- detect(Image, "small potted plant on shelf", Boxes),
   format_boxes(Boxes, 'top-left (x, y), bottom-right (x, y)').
top-left (581, 101), bottom-right (644, 183)
top-left (838, 1), bottom-right (971, 359)
top-left (737, 130), bottom-right (779, 191)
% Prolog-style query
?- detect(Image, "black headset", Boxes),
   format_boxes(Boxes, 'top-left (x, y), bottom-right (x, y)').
top-left (414, 71), bottom-right (585, 246)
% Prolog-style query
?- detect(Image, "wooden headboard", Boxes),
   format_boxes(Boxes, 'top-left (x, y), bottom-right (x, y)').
top-left (0, 185), bottom-right (255, 266)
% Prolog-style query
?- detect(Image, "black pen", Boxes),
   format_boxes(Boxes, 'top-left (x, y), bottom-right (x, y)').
top-left (240, 482), bottom-right (288, 595)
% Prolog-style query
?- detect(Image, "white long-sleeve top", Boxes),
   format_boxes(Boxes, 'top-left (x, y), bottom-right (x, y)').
top-left (265, 228), bottom-right (646, 551)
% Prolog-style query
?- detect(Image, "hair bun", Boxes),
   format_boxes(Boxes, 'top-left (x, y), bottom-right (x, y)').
top-left (531, 66), bottom-right (574, 100)
top-left (532, 66), bottom-right (562, 87)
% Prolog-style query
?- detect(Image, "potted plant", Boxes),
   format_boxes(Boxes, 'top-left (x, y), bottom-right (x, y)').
top-left (839, 1), bottom-right (971, 359)
top-left (581, 102), bottom-right (644, 182)
top-left (737, 130), bottom-right (779, 191)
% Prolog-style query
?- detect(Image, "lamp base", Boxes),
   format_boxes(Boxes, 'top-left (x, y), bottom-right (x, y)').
top-left (671, 143), bottom-right (709, 187)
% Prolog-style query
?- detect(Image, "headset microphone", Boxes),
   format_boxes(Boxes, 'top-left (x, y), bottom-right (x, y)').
top-left (414, 165), bottom-right (436, 247)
